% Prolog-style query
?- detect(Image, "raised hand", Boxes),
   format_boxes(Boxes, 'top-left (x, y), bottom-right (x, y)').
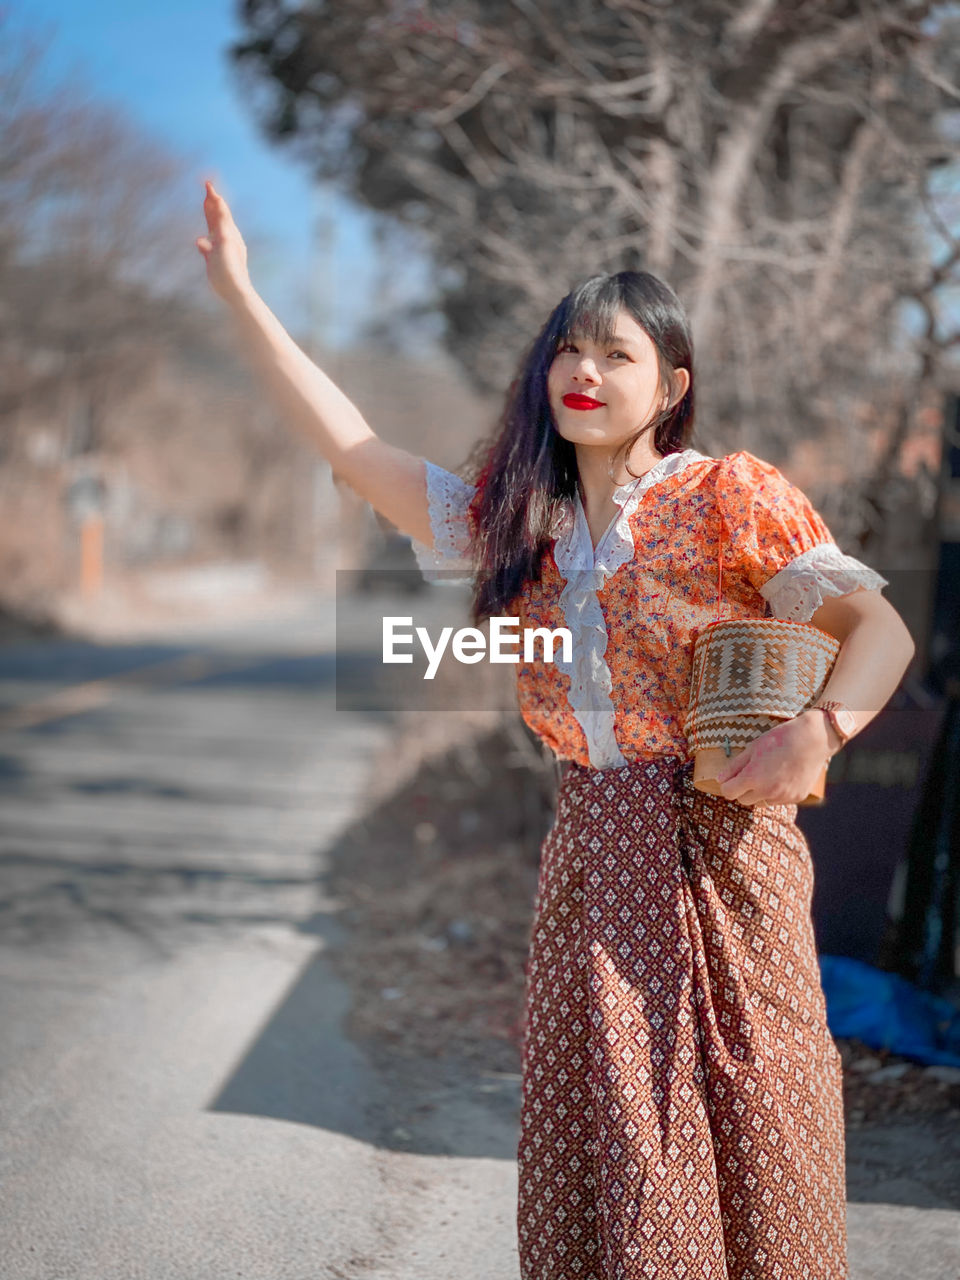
top-left (195, 180), bottom-right (252, 305)
top-left (190, 178), bottom-right (434, 545)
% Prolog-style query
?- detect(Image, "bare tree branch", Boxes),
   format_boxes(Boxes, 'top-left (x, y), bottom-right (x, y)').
top-left (231, 0), bottom-right (960, 556)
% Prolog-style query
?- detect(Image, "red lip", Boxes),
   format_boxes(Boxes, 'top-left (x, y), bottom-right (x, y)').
top-left (562, 394), bottom-right (605, 410)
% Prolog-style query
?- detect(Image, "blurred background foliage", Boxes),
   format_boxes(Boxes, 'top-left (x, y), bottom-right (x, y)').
top-left (0, 9), bottom-right (491, 629)
top-left (231, 0), bottom-right (960, 557)
top-left (3, 2), bottom-right (960, 628)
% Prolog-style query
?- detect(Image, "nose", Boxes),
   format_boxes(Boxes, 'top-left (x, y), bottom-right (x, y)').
top-left (571, 355), bottom-right (601, 384)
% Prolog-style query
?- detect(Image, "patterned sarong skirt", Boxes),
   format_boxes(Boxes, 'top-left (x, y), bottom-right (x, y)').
top-left (517, 755), bottom-right (847, 1280)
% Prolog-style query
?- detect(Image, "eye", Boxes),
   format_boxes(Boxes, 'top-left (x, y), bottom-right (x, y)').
top-left (557, 341), bottom-right (578, 353)
top-left (608, 349), bottom-right (630, 360)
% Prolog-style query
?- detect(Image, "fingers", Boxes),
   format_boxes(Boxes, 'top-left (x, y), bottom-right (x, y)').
top-left (203, 194), bottom-right (222, 236)
top-left (718, 765), bottom-right (769, 804)
top-left (203, 179), bottom-right (235, 233)
top-left (195, 236), bottom-right (213, 255)
top-left (202, 182), bottom-right (221, 231)
top-left (714, 762), bottom-right (738, 786)
top-left (733, 790), bottom-right (762, 807)
top-left (718, 778), bottom-right (752, 803)
top-left (714, 750), bottom-right (750, 786)
top-left (719, 781), bottom-right (763, 806)
top-left (723, 780), bottom-right (792, 807)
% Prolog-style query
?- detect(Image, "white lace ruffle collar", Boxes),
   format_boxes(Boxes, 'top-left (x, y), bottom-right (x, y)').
top-left (550, 448), bottom-right (710, 770)
top-left (551, 448), bottom-right (711, 581)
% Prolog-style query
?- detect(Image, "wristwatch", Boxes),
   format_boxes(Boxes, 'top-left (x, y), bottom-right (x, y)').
top-left (811, 700), bottom-right (857, 754)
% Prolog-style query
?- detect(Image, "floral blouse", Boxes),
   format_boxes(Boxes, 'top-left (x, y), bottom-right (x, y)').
top-left (411, 448), bottom-right (888, 770)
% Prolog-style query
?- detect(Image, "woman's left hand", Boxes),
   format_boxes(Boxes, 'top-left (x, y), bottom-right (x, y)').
top-left (714, 709), bottom-right (834, 807)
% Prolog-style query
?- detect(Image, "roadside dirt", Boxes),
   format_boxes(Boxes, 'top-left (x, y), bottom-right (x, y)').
top-left (325, 709), bottom-right (960, 1145)
top-left (325, 710), bottom-right (553, 1077)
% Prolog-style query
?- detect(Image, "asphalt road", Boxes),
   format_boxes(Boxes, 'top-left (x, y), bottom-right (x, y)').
top-left (0, 593), bottom-right (520, 1280)
top-left (1, 589), bottom-right (957, 1279)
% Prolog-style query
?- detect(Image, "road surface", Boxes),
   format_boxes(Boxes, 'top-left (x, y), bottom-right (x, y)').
top-left (0, 588), bottom-right (957, 1278)
top-left (0, 591), bottom-right (520, 1280)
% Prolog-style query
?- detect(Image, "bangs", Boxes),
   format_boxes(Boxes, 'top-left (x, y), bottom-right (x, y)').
top-left (556, 278), bottom-right (626, 347)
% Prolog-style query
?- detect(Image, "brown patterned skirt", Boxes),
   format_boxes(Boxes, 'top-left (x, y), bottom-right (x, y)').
top-left (517, 756), bottom-right (847, 1280)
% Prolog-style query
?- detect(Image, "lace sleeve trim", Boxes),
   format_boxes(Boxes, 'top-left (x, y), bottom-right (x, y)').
top-left (410, 460), bottom-right (477, 581)
top-left (760, 542), bottom-right (889, 623)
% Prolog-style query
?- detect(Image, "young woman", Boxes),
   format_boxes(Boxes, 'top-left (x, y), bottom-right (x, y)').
top-left (197, 180), bottom-right (915, 1279)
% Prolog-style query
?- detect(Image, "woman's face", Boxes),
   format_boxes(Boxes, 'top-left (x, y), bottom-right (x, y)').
top-left (546, 309), bottom-right (688, 455)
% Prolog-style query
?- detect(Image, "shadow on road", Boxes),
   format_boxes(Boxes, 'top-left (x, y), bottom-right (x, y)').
top-left (2, 631), bottom-right (959, 1208)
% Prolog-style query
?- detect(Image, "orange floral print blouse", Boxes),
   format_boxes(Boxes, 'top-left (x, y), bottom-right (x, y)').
top-left (412, 448), bottom-right (888, 771)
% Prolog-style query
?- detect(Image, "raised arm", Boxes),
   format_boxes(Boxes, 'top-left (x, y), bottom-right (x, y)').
top-left (195, 180), bottom-right (435, 547)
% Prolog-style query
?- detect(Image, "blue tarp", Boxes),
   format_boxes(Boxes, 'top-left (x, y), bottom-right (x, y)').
top-left (819, 953), bottom-right (960, 1068)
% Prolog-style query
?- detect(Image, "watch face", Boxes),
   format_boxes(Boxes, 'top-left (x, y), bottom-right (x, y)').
top-left (835, 707), bottom-right (857, 738)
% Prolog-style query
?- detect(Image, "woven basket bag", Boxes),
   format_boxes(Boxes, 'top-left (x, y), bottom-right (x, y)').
top-left (685, 617), bottom-right (840, 805)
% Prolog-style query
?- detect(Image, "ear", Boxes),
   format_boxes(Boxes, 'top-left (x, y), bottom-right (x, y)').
top-left (670, 366), bottom-right (691, 405)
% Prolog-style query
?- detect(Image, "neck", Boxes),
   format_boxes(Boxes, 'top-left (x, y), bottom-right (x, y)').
top-left (574, 437), bottom-right (665, 512)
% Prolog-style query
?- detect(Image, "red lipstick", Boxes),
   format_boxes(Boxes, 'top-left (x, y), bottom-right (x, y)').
top-left (562, 394), bottom-right (605, 410)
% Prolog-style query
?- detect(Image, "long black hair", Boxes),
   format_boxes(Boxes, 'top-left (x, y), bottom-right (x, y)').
top-left (468, 270), bottom-right (696, 624)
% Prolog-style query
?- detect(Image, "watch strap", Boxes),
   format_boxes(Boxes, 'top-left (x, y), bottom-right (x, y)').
top-left (812, 700), bottom-right (854, 749)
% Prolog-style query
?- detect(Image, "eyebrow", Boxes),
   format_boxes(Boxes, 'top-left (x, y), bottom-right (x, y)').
top-left (563, 332), bottom-right (641, 349)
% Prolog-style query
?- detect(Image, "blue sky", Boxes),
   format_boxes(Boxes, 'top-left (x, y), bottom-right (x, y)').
top-left (15, 0), bottom-right (957, 353)
top-left (11, 0), bottom-right (429, 344)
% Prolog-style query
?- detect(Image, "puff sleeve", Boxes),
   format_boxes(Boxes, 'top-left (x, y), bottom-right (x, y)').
top-left (409, 459), bottom-right (478, 582)
top-left (717, 450), bottom-right (888, 623)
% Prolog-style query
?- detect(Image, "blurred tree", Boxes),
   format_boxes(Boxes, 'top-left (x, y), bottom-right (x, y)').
top-left (232, 0), bottom-right (960, 550)
top-left (0, 19), bottom-right (209, 446)
top-left (0, 16), bottom-right (329, 615)
top-left (0, 12), bottom-right (496, 622)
